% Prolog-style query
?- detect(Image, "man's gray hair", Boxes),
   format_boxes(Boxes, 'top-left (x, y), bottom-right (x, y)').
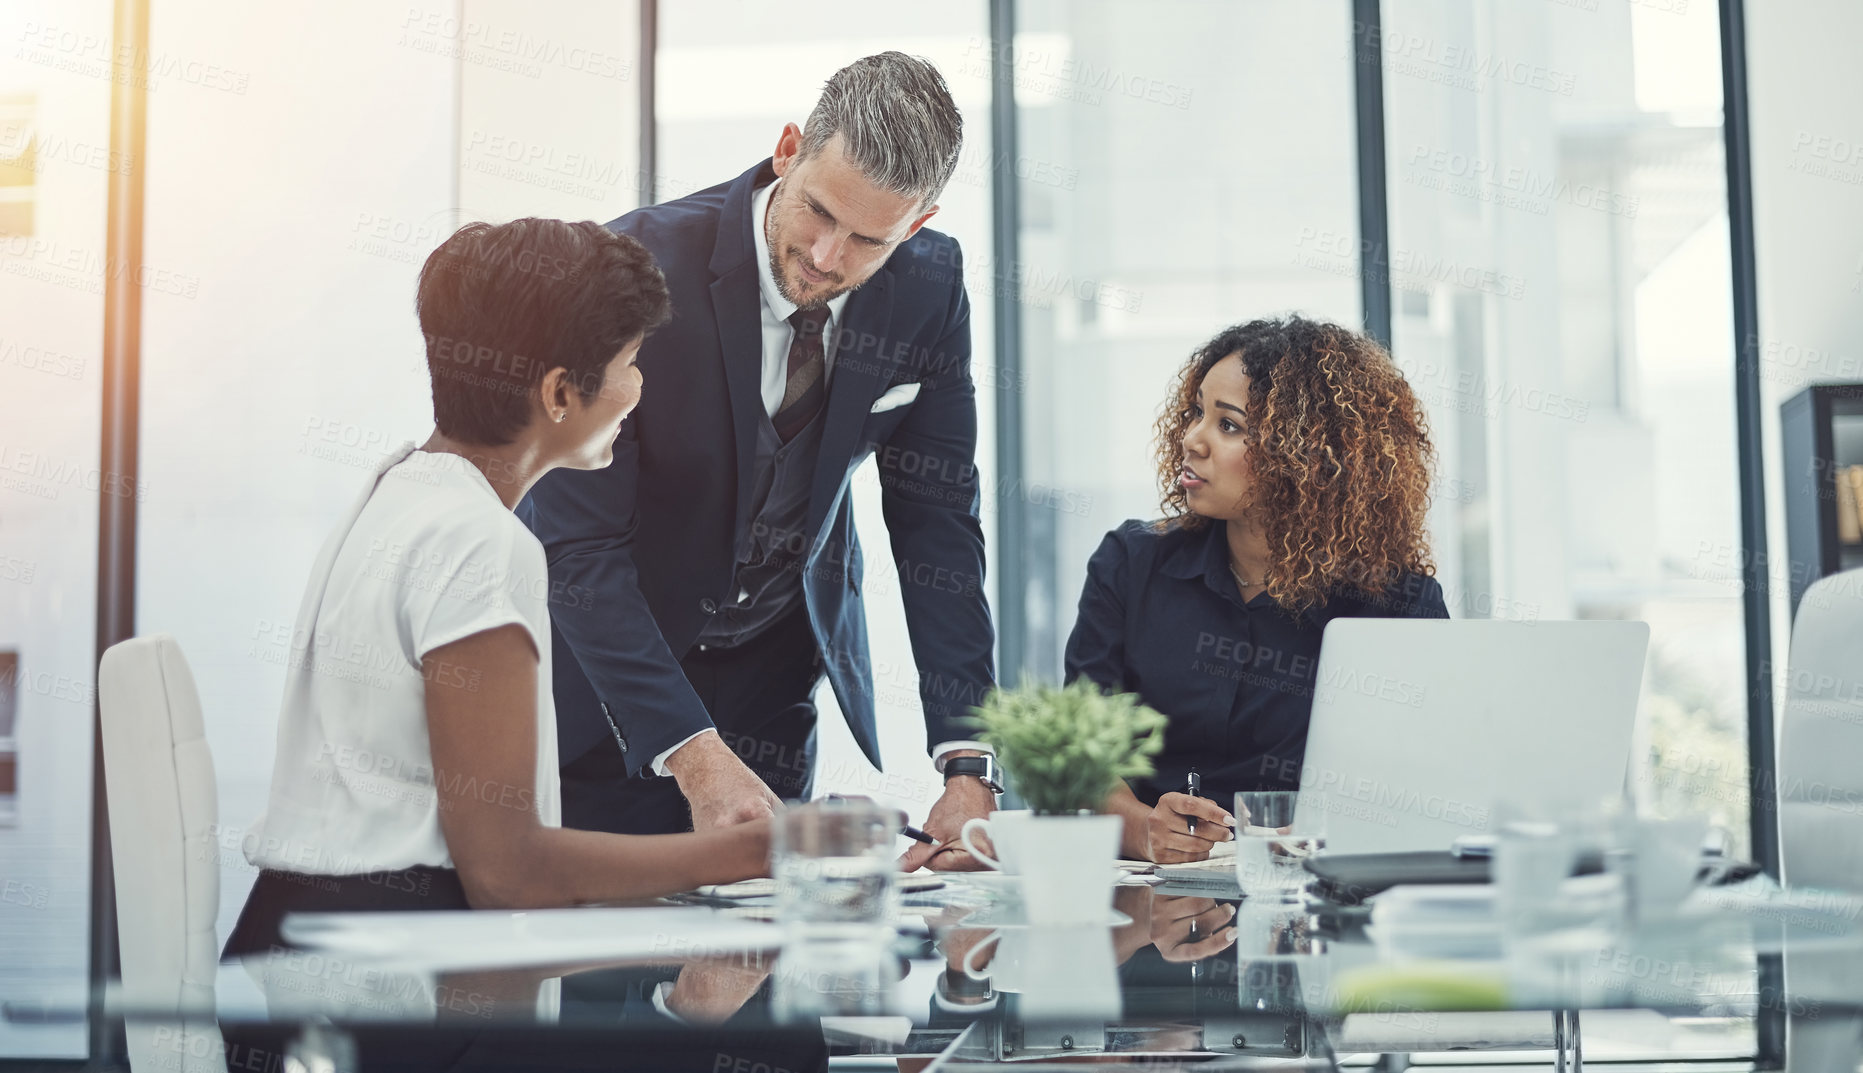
top-left (799, 52), bottom-right (964, 208)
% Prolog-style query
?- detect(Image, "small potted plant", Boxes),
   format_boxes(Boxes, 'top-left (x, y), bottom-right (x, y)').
top-left (961, 678), bottom-right (1166, 925)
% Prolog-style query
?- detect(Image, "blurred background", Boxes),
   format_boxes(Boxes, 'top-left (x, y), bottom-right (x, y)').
top-left (4, 0), bottom-right (1860, 1060)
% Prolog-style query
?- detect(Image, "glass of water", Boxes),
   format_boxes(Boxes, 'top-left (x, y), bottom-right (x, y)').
top-left (772, 799), bottom-right (902, 945)
top-left (1234, 791), bottom-right (1326, 901)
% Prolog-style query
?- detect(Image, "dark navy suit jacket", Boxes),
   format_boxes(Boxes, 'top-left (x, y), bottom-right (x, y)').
top-left (521, 159), bottom-right (996, 776)
top-left (1064, 519), bottom-right (1448, 804)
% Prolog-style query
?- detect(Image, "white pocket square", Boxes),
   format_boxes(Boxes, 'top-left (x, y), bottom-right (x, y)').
top-left (869, 381), bottom-right (921, 413)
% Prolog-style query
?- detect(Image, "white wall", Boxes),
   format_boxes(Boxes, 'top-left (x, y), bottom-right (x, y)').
top-left (134, 0), bottom-right (461, 946)
top-left (132, 0), bottom-right (651, 952)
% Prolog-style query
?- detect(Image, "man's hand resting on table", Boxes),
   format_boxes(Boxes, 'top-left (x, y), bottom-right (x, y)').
top-left (898, 752), bottom-right (996, 872)
top-left (664, 951), bottom-right (774, 1024)
top-left (665, 730), bottom-right (781, 831)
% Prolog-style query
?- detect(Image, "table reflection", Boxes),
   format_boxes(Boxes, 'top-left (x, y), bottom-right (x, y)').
top-left (77, 874), bottom-right (1863, 1072)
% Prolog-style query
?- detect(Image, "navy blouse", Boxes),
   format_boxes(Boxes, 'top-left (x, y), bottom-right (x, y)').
top-left (1063, 518), bottom-right (1449, 807)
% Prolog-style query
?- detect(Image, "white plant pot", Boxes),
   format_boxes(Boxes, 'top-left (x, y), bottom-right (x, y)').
top-left (1014, 813), bottom-right (1122, 927)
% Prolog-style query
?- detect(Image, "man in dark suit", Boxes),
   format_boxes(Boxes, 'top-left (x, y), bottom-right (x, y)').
top-left (522, 52), bottom-right (996, 867)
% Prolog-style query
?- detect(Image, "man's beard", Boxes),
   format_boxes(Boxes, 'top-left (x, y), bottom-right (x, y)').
top-left (765, 188), bottom-right (863, 310)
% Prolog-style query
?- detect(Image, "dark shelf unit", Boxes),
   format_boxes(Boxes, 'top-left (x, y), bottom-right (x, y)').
top-left (1781, 382), bottom-right (1863, 617)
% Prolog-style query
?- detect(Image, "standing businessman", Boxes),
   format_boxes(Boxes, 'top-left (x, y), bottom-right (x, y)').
top-left (523, 53), bottom-right (997, 867)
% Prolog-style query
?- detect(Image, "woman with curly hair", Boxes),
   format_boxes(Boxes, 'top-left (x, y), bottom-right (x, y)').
top-left (1064, 316), bottom-right (1448, 864)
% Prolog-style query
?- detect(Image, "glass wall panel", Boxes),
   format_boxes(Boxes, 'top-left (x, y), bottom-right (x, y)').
top-left (1014, 0), bottom-right (1364, 674)
top-left (1381, 0), bottom-right (1749, 850)
top-left (657, 1), bottom-right (995, 819)
top-left (0, 0), bottom-right (112, 1057)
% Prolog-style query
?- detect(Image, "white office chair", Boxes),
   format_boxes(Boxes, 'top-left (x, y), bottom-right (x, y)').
top-left (1778, 568), bottom-right (1863, 890)
top-left (98, 634), bottom-right (224, 1071)
top-left (1776, 569), bottom-right (1863, 1068)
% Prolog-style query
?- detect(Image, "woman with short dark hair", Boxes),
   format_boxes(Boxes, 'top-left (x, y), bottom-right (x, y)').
top-left (226, 218), bottom-right (771, 956)
top-left (1065, 316), bottom-right (1449, 865)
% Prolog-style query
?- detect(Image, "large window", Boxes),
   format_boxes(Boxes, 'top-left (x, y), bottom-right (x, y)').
top-left (1381, 0), bottom-right (1749, 850)
top-left (1012, 0), bottom-right (1365, 674)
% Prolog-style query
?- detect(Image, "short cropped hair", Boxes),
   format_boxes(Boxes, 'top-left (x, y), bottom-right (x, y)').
top-left (799, 51), bottom-right (963, 208)
top-left (416, 218), bottom-right (671, 446)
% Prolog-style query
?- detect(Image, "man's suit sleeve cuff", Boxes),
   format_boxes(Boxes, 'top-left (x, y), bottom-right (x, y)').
top-left (932, 741), bottom-right (994, 773)
top-left (651, 729), bottom-right (713, 777)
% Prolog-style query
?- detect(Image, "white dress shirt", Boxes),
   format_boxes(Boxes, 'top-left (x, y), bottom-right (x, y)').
top-left (750, 178), bottom-right (853, 415)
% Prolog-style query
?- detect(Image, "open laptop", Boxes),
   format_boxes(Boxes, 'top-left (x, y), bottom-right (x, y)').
top-left (1294, 620), bottom-right (1649, 856)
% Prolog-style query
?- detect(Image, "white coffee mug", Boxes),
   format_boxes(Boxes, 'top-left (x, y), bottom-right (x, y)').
top-left (1624, 814), bottom-right (1709, 922)
top-left (962, 928), bottom-right (1021, 989)
top-left (959, 809), bottom-right (1033, 873)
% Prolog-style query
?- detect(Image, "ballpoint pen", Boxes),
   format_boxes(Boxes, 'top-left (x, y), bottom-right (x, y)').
top-left (900, 823), bottom-right (937, 846)
top-left (823, 794), bottom-right (938, 845)
top-left (1185, 768), bottom-right (1201, 835)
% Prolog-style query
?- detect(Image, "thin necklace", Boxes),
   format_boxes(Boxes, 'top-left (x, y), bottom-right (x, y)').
top-left (1228, 561), bottom-right (1258, 589)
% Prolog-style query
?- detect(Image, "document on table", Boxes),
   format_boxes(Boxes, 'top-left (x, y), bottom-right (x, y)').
top-left (696, 874), bottom-right (947, 899)
top-left (1156, 841), bottom-right (1240, 873)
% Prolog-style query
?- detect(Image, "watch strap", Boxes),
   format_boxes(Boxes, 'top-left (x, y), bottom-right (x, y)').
top-left (942, 755), bottom-right (1003, 794)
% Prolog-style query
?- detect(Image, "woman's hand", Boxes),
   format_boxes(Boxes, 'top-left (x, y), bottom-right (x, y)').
top-left (1111, 886), bottom-right (1157, 966)
top-left (1145, 792), bottom-right (1235, 864)
top-left (1148, 895), bottom-right (1237, 963)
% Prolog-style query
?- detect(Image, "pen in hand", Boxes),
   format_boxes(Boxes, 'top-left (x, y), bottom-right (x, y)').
top-left (823, 793), bottom-right (937, 845)
top-left (1185, 769), bottom-right (1201, 836)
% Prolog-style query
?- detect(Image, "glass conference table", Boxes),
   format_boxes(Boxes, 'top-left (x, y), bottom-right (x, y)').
top-left (37, 868), bottom-right (1863, 1072)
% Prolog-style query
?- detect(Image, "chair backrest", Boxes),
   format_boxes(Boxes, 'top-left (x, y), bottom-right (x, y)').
top-left (98, 634), bottom-right (220, 1007)
top-left (1778, 571), bottom-right (1863, 1073)
top-left (1777, 568), bottom-right (1863, 893)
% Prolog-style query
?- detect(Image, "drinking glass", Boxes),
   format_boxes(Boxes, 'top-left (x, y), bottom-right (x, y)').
top-left (771, 799), bottom-right (901, 945)
top-left (1234, 790), bottom-right (1326, 901)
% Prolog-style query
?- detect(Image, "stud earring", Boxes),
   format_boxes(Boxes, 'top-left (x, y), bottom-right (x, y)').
top-left (556, 412), bottom-right (567, 422)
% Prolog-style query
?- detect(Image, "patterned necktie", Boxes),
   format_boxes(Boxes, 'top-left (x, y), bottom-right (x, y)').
top-left (773, 306), bottom-right (831, 443)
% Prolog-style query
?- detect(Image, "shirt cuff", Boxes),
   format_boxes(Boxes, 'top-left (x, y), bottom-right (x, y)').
top-left (650, 981), bottom-right (687, 1024)
top-left (651, 730), bottom-right (713, 777)
top-left (931, 741), bottom-right (994, 773)
top-left (932, 986), bottom-right (1000, 1015)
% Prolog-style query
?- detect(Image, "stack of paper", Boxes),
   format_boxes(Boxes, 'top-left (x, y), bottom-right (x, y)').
top-left (1366, 884), bottom-right (1500, 960)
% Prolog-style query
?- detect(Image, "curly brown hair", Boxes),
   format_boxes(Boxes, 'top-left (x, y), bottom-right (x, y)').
top-left (1153, 316), bottom-right (1436, 614)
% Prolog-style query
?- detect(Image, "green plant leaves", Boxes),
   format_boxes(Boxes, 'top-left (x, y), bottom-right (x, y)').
top-left (964, 678), bottom-right (1168, 815)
